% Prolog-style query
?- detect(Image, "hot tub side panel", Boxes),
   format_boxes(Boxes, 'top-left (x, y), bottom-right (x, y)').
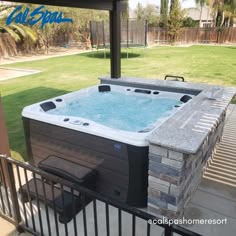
top-left (22, 117), bottom-right (148, 207)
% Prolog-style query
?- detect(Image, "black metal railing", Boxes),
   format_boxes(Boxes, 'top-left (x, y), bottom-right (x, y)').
top-left (0, 154), bottom-right (202, 236)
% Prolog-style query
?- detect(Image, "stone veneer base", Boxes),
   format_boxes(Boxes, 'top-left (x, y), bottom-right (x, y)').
top-left (147, 112), bottom-right (225, 218)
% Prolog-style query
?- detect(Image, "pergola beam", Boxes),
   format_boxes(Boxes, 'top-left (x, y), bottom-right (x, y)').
top-left (3, 0), bottom-right (115, 11)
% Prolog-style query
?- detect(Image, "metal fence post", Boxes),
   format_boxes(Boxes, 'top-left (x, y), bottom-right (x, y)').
top-left (6, 157), bottom-right (23, 232)
top-left (165, 225), bottom-right (174, 236)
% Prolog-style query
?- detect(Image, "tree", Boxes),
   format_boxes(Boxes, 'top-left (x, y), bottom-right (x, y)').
top-left (121, 0), bottom-right (129, 19)
top-left (160, 0), bottom-right (169, 27)
top-left (183, 17), bottom-right (198, 27)
top-left (168, 0), bottom-right (185, 42)
top-left (223, 0), bottom-right (236, 26)
top-left (205, 0), bottom-right (213, 25)
top-left (0, 4), bottom-right (109, 57)
top-left (27, 6), bottom-right (108, 51)
top-left (134, 3), bottom-right (159, 26)
top-left (134, 3), bottom-right (145, 20)
top-left (63, 8), bottom-right (108, 47)
top-left (213, 0), bottom-right (236, 27)
top-left (0, 5), bottom-right (38, 58)
top-left (144, 4), bottom-right (159, 26)
top-left (170, 0), bottom-right (175, 13)
top-left (195, 0), bottom-right (207, 27)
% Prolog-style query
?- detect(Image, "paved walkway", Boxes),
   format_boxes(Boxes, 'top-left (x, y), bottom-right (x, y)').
top-left (0, 67), bottom-right (40, 82)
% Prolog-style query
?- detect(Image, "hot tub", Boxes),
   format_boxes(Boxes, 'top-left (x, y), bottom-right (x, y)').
top-left (22, 84), bottom-right (193, 207)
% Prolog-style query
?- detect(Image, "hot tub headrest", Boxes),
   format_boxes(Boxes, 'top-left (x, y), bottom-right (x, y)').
top-left (180, 95), bottom-right (192, 103)
top-left (98, 85), bottom-right (111, 92)
top-left (40, 101), bottom-right (56, 112)
top-left (134, 89), bottom-right (151, 94)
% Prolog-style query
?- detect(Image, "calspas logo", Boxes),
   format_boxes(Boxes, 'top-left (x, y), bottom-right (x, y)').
top-left (6, 5), bottom-right (73, 28)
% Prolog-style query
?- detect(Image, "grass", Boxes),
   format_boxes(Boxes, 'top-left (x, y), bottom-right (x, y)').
top-left (1, 45), bottom-right (236, 161)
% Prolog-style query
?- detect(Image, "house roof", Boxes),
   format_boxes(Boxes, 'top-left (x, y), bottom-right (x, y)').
top-left (187, 7), bottom-right (213, 21)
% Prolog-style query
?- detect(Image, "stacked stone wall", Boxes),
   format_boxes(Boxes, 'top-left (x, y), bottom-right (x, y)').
top-left (148, 111), bottom-right (226, 218)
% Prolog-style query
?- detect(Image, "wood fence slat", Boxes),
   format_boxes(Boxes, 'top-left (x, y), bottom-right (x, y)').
top-left (147, 27), bottom-right (236, 44)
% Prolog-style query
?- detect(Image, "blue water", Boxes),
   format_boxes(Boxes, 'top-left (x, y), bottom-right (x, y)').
top-left (48, 92), bottom-right (181, 132)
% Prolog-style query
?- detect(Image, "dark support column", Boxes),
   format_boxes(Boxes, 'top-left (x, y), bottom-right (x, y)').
top-left (0, 96), bottom-right (10, 157)
top-left (0, 96), bottom-right (22, 229)
top-left (110, 1), bottom-right (121, 78)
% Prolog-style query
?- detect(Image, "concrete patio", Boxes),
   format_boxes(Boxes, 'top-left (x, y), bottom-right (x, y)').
top-left (183, 178), bottom-right (236, 236)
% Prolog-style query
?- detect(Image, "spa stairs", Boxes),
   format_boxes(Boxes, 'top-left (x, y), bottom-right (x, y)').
top-left (203, 105), bottom-right (236, 187)
top-left (20, 156), bottom-right (97, 223)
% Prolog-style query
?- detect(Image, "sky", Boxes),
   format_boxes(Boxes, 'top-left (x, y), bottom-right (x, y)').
top-left (129, 0), bottom-right (196, 9)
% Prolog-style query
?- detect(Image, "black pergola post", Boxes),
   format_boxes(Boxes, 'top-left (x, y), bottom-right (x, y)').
top-left (110, 0), bottom-right (121, 78)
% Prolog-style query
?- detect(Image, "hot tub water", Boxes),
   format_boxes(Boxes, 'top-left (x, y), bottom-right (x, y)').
top-left (48, 91), bottom-right (181, 132)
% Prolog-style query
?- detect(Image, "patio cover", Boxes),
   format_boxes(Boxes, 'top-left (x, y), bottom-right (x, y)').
top-left (2, 0), bottom-right (128, 78)
top-left (3, 0), bottom-right (124, 11)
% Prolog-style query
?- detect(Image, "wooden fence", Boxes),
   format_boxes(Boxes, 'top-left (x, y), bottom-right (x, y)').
top-left (147, 27), bottom-right (236, 45)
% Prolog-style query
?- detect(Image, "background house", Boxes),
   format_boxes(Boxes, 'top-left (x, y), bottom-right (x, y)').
top-left (186, 7), bottom-right (213, 27)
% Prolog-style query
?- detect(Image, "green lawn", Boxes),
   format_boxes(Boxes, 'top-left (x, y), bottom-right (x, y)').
top-left (1, 45), bottom-right (236, 161)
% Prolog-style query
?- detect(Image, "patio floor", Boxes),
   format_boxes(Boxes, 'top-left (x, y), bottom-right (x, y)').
top-left (183, 178), bottom-right (236, 236)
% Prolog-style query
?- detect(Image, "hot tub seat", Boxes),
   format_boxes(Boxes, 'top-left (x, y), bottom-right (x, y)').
top-left (20, 156), bottom-right (97, 223)
top-left (38, 155), bottom-right (97, 190)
